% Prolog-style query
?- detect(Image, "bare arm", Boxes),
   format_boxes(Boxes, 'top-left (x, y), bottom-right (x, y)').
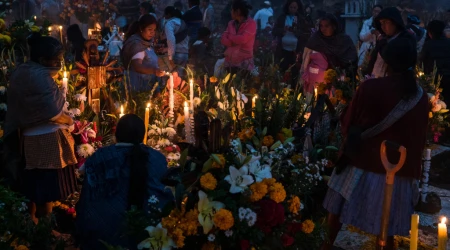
top-left (131, 59), bottom-right (164, 76)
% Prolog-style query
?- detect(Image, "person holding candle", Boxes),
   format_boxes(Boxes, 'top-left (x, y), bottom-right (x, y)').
top-left (4, 33), bottom-right (77, 226)
top-left (321, 34), bottom-right (428, 250)
top-left (122, 14), bottom-right (165, 92)
top-left (76, 114), bottom-right (173, 249)
top-left (300, 13), bottom-right (357, 102)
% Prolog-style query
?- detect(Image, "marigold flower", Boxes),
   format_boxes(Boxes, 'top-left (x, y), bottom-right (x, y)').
top-left (171, 228), bottom-right (185, 248)
top-left (291, 154), bottom-right (303, 164)
top-left (209, 76), bottom-right (218, 83)
top-left (249, 182), bottom-right (268, 202)
top-left (301, 219), bottom-right (315, 234)
top-left (211, 154), bottom-right (226, 168)
top-left (200, 173), bottom-right (218, 190)
top-left (213, 209), bottom-right (234, 230)
top-left (244, 127), bottom-right (256, 139)
top-left (269, 182), bottom-right (286, 203)
top-left (288, 196), bottom-right (301, 215)
top-left (15, 246), bottom-right (29, 250)
top-left (324, 69), bottom-right (337, 83)
top-left (262, 178), bottom-right (276, 187)
top-left (202, 242), bottom-right (216, 250)
top-left (262, 135), bottom-right (274, 147)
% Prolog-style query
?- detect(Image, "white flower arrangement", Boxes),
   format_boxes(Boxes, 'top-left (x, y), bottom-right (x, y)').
top-left (238, 207), bottom-right (257, 226)
top-left (74, 94), bottom-right (87, 102)
top-left (77, 143), bottom-right (95, 158)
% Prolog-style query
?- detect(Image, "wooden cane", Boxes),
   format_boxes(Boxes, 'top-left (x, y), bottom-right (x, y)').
top-left (376, 140), bottom-right (407, 249)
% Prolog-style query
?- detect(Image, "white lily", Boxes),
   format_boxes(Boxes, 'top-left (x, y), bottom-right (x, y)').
top-left (198, 190), bottom-right (225, 234)
top-left (224, 166), bottom-right (254, 193)
top-left (137, 223), bottom-right (176, 250)
top-left (247, 161), bottom-right (272, 182)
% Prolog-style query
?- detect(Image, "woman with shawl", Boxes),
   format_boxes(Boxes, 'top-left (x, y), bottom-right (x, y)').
top-left (321, 36), bottom-right (428, 250)
top-left (300, 13), bottom-right (357, 101)
top-left (76, 114), bottom-right (173, 250)
top-left (122, 14), bottom-right (164, 92)
top-left (5, 33), bottom-right (77, 225)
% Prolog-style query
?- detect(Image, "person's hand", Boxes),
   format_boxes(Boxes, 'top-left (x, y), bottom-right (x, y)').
top-left (155, 69), bottom-right (165, 77)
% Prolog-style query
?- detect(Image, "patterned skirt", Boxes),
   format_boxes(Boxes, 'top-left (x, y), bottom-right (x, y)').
top-left (323, 167), bottom-right (420, 236)
top-left (22, 129), bottom-right (78, 204)
top-left (23, 129), bottom-right (77, 170)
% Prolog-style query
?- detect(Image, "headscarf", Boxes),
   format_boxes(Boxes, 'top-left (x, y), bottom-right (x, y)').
top-left (5, 61), bottom-right (65, 136)
top-left (121, 34), bottom-right (152, 69)
top-left (305, 13), bottom-right (357, 68)
top-left (374, 7), bottom-right (405, 34)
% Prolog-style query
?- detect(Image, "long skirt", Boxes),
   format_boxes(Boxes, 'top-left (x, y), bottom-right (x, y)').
top-left (22, 129), bottom-right (78, 204)
top-left (323, 167), bottom-right (419, 236)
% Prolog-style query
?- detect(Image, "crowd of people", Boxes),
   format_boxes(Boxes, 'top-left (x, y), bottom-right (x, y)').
top-left (3, 0), bottom-right (450, 249)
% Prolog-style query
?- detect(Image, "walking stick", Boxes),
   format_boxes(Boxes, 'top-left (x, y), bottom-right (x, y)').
top-left (376, 140), bottom-right (407, 250)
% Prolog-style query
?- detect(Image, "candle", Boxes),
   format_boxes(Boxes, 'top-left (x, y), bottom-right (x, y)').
top-left (119, 105), bottom-right (124, 118)
top-left (189, 79), bottom-right (194, 111)
top-left (314, 86), bottom-right (318, 100)
top-left (58, 25), bottom-right (63, 43)
top-left (62, 71), bottom-right (68, 98)
top-left (425, 148), bottom-right (431, 160)
top-left (48, 26), bottom-right (52, 31)
top-left (184, 101), bottom-right (190, 141)
top-left (169, 73), bottom-right (174, 127)
top-left (34, 16), bottom-right (36, 21)
top-left (143, 103), bottom-right (150, 144)
top-left (204, 74), bottom-right (207, 87)
top-left (252, 95), bottom-right (257, 118)
top-left (410, 214), bottom-right (419, 250)
top-left (438, 217), bottom-right (448, 250)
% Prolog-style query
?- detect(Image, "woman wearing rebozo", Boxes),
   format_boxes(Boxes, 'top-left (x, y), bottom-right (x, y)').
top-left (321, 34), bottom-right (429, 249)
top-left (5, 33), bottom-right (78, 225)
top-left (122, 14), bottom-right (165, 93)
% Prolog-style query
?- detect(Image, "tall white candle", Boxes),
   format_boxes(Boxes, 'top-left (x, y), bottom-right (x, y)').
top-left (119, 105), bottom-right (124, 118)
top-left (425, 148), bottom-right (431, 160)
top-left (252, 95), bottom-right (257, 118)
top-left (184, 101), bottom-right (190, 141)
top-left (169, 73), bottom-right (174, 127)
top-left (438, 217), bottom-right (448, 250)
top-left (189, 79), bottom-right (194, 111)
top-left (62, 71), bottom-right (68, 98)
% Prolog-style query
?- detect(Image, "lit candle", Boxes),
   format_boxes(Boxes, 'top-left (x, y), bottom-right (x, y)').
top-left (184, 101), bottom-right (190, 141)
top-left (410, 214), bottom-right (419, 250)
top-left (189, 79), bottom-right (194, 111)
top-left (48, 26), bottom-right (52, 32)
top-left (169, 73), bottom-right (174, 127)
top-left (143, 103), bottom-right (150, 144)
top-left (314, 86), bottom-right (318, 100)
top-left (62, 71), bottom-right (68, 98)
top-left (252, 95), bottom-right (257, 118)
top-left (34, 16), bottom-right (36, 21)
top-left (119, 105), bottom-right (124, 118)
top-left (438, 217), bottom-right (447, 250)
top-left (58, 25), bottom-right (63, 43)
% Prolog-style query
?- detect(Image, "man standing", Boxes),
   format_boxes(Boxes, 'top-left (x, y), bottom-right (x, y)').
top-left (253, 1), bottom-right (273, 30)
top-left (182, 0), bottom-right (203, 45)
top-left (139, 1), bottom-right (157, 18)
top-left (200, 0), bottom-right (214, 32)
top-left (406, 14), bottom-right (427, 54)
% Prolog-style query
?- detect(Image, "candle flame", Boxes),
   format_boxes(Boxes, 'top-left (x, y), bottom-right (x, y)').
top-left (147, 103), bottom-right (150, 108)
top-left (34, 16), bottom-right (36, 20)
top-left (442, 217), bottom-right (447, 224)
top-left (63, 71), bottom-right (67, 78)
top-left (120, 105), bottom-right (124, 114)
top-left (59, 26), bottom-right (62, 30)
top-left (48, 27), bottom-right (52, 31)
